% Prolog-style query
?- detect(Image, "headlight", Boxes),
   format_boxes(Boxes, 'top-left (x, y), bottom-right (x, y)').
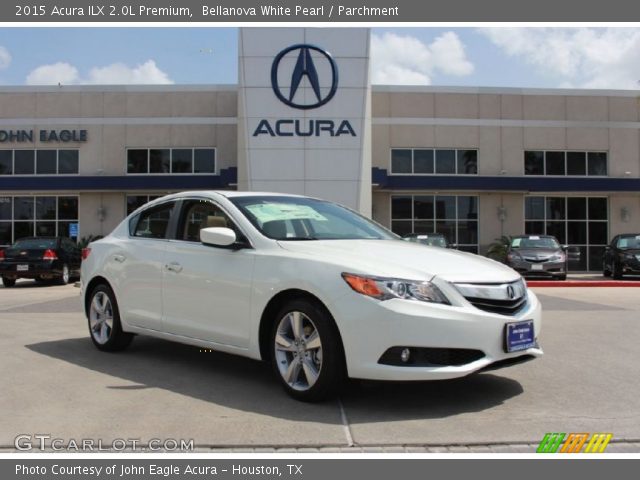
top-left (507, 252), bottom-right (521, 262)
top-left (624, 253), bottom-right (635, 260)
top-left (342, 273), bottom-right (450, 304)
top-left (550, 253), bottom-right (566, 262)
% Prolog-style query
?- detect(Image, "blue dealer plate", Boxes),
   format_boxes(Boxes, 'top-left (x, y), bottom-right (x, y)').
top-left (505, 320), bottom-right (535, 352)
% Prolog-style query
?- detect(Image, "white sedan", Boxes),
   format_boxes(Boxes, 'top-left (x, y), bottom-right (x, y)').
top-left (81, 191), bottom-right (542, 401)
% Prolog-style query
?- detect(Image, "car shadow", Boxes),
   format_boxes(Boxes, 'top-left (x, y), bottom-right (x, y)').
top-left (26, 336), bottom-right (524, 423)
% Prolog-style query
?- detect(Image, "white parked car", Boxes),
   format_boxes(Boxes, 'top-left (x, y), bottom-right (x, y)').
top-left (81, 191), bottom-right (542, 401)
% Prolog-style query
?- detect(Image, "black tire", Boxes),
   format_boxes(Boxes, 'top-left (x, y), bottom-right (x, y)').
top-left (57, 264), bottom-right (70, 285)
top-left (1, 277), bottom-right (16, 288)
top-left (557, 274), bottom-right (567, 281)
top-left (87, 284), bottom-right (133, 352)
top-left (613, 262), bottom-right (623, 280)
top-left (603, 264), bottom-right (612, 277)
top-left (270, 298), bottom-right (346, 402)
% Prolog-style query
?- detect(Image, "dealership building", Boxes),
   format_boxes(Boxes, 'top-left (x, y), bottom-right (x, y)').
top-left (1, 27), bottom-right (639, 271)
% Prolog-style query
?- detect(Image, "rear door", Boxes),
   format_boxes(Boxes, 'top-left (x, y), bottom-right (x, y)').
top-left (162, 198), bottom-right (256, 347)
top-left (109, 201), bottom-right (176, 331)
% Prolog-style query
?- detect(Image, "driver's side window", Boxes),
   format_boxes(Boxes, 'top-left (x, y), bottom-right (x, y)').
top-left (178, 200), bottom-right (243, 243)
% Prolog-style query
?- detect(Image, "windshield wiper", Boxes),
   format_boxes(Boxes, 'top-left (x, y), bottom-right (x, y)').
top-left (276, 236), bottom-right (318, 241)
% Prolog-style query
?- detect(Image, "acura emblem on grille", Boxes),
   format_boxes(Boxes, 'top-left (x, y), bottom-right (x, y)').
top-left (506, 285), bottom-right (515, 299)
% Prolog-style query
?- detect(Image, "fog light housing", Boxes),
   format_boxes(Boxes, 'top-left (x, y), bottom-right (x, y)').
top-left (400, 348), bottom-right (411, 363)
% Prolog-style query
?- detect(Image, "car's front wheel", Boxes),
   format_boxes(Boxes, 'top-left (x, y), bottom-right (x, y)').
top-left (613, 261), bottom-right (624, 280)
top-left (1, 276), bottom-right (15, 288)
top-left (87, 284), bottom-right (133, 351)
top-left (271, 299), bottom-right (345, 402)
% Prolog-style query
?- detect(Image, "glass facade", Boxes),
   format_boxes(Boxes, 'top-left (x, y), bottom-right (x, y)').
top-left (0, 149), bottom-right (79, 175)
top-left (524, 151), bottom-right (607, 176)
top-left (391, 194), bottom-right (479, 253)
top-left (525, 196), bottom-right (608, 271)
top-left (391, 149), bottom-right (478, 175)
top-left (0, 196), bottom-right (79, 247)
top-left (127, 148), bottom-right (216, 174)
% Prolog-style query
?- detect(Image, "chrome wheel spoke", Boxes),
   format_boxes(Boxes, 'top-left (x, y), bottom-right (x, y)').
top-left (289, 311), bottom-right (303, 340)
top-left (305, 330), bottom-right (321, 350)
top-left (92, 295), bottom-right (104, 315)
top-left (284, 357), bottom-right (301, 385)
top-left (275, 332), bottom-right (295, 351)
top-left (301, 358), bottom-right (319, 387)
top-left (99, 322), bottom-right (109, 343)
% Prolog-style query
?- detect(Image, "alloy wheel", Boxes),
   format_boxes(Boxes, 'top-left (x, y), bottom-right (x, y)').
top-left (274, 311), bottom-right (323, 392)
top-left (89, 291), bottom-right (114, 345)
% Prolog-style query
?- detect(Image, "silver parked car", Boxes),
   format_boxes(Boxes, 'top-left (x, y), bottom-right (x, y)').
top-left (506, 235), bottom-right (579, 281)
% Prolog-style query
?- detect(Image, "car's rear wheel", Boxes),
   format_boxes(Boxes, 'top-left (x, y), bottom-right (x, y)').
top-left (1, 277), bottom-right (15, 288)
top-left (603, 262), bottom-right (612, 277)
top-left (271, 299), bottom-right (345, 402)
top-left (58, 264), bottom-right (70, 285)
top-left (88, 284), bottom-right (133, 351)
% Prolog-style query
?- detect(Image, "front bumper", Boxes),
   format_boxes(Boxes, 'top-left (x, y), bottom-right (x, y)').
top-left (333, 288), bottom-right (542, 381)
top-left (509, 260), bottom-right (566, 278)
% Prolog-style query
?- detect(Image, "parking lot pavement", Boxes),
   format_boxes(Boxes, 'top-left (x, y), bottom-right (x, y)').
top-left (1, 282), bottom-right (639, 451)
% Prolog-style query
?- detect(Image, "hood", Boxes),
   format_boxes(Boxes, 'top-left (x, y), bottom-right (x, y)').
top-left (278, 239), bottom-right (520, 284)
top-left (619, 248), bottom-right (640, 255)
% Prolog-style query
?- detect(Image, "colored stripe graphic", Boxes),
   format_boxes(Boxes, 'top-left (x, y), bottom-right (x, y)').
top-left (560, 433), bottom-right (589, 453)
top-left (537, 433), bottom-right (565, 453)
top-left (584, 433), bottom-right (613, 453)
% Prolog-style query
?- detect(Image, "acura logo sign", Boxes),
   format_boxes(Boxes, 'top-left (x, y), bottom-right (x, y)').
top-left (271, 44), bottom-right (338, 110)
top-left (506, 285), bottom-right (516, 299)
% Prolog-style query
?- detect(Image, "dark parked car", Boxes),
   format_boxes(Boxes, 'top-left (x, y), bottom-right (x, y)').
top-left (403, 233), bottom-right (453, 248)
top-left (603, 234), bottom-right (640, 279)
top-left (506, 235), bottom-right (579, 281)
top-left (0, 237), bottom-right (81, 287)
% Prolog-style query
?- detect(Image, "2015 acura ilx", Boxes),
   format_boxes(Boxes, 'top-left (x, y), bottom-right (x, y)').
top-left (81, 191), bottom-right (543, 401)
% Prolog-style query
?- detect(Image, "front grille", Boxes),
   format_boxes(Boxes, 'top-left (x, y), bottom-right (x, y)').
top-left (379, 347), bottom-right (485, 367)
top-left (465, 296), bottom-right (527, 315)
top-left (454, 280), bottom-right (528, 316)
top-left (523, 257), bottom-right (550, 263)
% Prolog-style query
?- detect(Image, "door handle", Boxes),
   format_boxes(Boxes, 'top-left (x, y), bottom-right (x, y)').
top-left (113, 254), bottom-right (126, 263)
top-left (165, 262), bottom-right (183, 273)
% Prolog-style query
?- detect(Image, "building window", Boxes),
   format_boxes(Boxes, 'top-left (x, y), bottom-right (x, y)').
top-left (391, 149), bottom-right (478, 175)
top-left (525, 196), bottom-right (608, 271)
top-left (391, 194), bottom-right (479, 253)
top-left (524, 151), bottom-right (607, 176)
top-left (126, 194), bottom-right (165, 215)
top-left (0, 149), bottom-right (79, 175)
top-left (0, 195), bottom-right (79, 247)
top-left (127, 148), bottom-right (216, 174)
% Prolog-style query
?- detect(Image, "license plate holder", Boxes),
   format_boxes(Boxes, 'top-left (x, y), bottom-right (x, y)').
top-left (531, 264), bottom-right (544, 271)
top-left (16, 264), bottom-right (29, 272)
top-left (505, 320), bottom-right (536, 353)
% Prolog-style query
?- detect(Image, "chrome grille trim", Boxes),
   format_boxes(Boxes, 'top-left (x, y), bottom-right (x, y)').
top-left (454, 279), bottom-right (528, 316)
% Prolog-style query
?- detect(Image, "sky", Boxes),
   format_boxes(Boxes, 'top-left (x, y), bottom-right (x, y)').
top-left (0, 27), bottom-right (639, 89)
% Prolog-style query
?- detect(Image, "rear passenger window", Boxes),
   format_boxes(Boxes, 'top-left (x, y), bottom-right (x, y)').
top-left (133, 202), bottom-right (175, 239)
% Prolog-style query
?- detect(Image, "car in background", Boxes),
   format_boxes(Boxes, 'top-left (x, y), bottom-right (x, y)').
top-left (0, 237), bottom-right (81, 287)
top-left (82, 191), bottom-right (542, 402)
top-left (506, 235), bottom-right (579, 281)
top-left (403, 233), bottom-right (452, 249)
top-left (603, 234), bottom-right (640, 279)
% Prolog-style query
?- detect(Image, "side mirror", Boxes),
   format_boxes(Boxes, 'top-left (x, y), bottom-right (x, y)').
top-left (200, 227), bottom-right (236, 247)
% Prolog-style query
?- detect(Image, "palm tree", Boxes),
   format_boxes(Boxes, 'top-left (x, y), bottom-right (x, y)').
top-left (486, 235), bottom-right (512, 263)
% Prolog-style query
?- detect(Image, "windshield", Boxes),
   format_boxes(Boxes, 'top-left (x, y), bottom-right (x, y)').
top-left (511, 236), bottom-right (560, 249)
top-left (11, 238), bottom-right (57, 249)
top-left (616, 236), bottom-right (640, 250)
top-left (230, 196), bottom-right (398, 241)
top-left (407, 235), bottom-right (448, 247)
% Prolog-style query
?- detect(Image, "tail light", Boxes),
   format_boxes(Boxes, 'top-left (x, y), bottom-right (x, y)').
top-left (0, 250), bottom-right (4, 260)
top-left (43, 249), bottom-right (58, 260)
top-left (81, 248), bottom-right (91, 261)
